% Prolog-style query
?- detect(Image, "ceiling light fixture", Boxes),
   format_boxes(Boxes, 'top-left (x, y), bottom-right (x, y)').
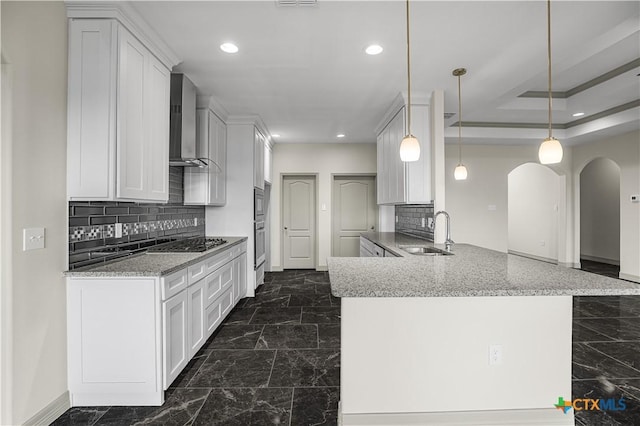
top-left (453, 68), bottom-right (468, 181)
top-left (365, 44), bottom-right (384, 55)
top-left (220, 43), bottom-right (239, 54)
top-left (538, 0), bottom-right (563, 165)
top-left (336, 134), bottom-right (345, 138)
top-left (572, 112), bottom-right (585, 117)
top-left (399, 0), bottom-right (420, 162)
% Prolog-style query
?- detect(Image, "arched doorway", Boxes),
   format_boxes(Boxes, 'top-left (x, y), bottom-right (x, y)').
top-left (507, 163), bottom-right (562, 263)
top-left (579, 158), bottom-right (621, 278)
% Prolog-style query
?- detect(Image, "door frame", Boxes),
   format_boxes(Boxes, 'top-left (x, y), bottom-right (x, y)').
top-left (280, 173), bottom-right (318, 270)
top-left (1, 59), bottom-right (14, 425)
top-left (330, 173), bottom-right (377, 257)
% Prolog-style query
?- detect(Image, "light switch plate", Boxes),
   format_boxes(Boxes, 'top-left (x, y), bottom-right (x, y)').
top-left (23, 227), bottom-right (45, 251)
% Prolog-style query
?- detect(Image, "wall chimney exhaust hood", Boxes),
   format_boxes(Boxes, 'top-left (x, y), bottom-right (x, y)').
top-left (170, 73), bottom-right (207, 167)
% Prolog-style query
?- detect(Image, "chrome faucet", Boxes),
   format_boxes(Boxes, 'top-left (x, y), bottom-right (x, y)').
top-left (434, 210), bottom-right (454, 251)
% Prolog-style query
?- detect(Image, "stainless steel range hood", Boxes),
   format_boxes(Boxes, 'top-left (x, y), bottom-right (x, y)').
top-left (170, 73), bottom-right (202, 167)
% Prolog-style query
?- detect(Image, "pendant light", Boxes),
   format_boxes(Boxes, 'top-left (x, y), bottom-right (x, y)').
top-left (399, 0), bottom-right (420, 162)
top-left (452, 68), bottom-right (468, 180)
top-left (538, 0), bottom-right (563, 164)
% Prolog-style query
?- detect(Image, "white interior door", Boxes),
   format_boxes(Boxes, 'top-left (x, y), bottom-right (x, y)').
top-left (332, 176), bottom-right (377, 257)
top-left (283, 176), bottom-right (316, 269)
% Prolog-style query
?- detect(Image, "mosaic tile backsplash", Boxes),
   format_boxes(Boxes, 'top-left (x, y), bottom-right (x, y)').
top-left (395, 204), bottom-right (434, 241)
top-left (68, 201), bottom-right (205, 270)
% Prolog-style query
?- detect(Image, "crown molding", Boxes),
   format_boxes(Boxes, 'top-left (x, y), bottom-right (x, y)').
top-left (196, 95), bottom-right (230, 123)
top-left (65, 1), bottom-right (180, 69)
top-left (375, 91), bottom-right (432, 135)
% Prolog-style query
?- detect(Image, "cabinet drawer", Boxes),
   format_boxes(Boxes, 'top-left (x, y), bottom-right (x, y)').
top-left (161, 269), bottom-right (188, 301)
top-left (204, 249), bottom-right (235, 275)
top-left (205, 287), bottom-right (234, 337)
top-left (231, 241), bottom-right (247, 258)
top-left (360, 237), bottom-right (375, 254)
top-left (373, 245), bottom-right (384, 257)
top-left (204, 260), bottom-right (234, 307)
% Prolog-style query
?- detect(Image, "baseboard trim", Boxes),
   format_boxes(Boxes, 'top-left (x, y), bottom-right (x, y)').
top-left (270, 266), bottom-right (283, 272)
top-left (316, 265), bottom-right (328, 272)
top-left (23, 391), bottom-right (69, 426)
top-left (508, 250), bottom-right (557, 265)
top-left (559, 261), bottom-right (581, 269)
top-left (619, 272), bottom-right (640, 283)
top-left (580, 254), bottom-right (620, 266)
top-left (339, 407), bottom-right (574, 426)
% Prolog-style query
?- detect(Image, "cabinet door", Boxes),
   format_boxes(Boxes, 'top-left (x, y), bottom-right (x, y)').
top-left (188, 280), bottom-right (206, 358)
top-left (264, 143), bottom-right (272, 184)
top-left (376, 132), bottom-right (384, 204)
top-left (254, 129), bottom-right (265, 189)
top-left (393, 108), bottom-right (407, 203)
top-left (145, 54), bottom-right (170, 201)
top-left (67, 20), bottom-right (117, 200)
top-left (239, 253), bottom-right (247, 299)
top-left (162, 290), bottom-right (188, 389)
top-left (209, 111), bottom-right (227, 205)
top-left (116, 27), bottom-right (147, 200)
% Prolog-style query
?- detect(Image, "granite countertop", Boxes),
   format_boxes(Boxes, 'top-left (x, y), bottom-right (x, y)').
top-left (65, 237), bottom-right (248, 278)
top-left (328, 232), bottom-right (640, 298)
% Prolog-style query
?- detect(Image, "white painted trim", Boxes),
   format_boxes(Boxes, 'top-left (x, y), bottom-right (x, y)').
top-left (270, 266), bottom-right (283, 272)
top-left (508, 249), bottom-right (558, 265)
top-left (23, 392), bottom-right (70, 426)
top-left (339, 407), bottom-right (574, 426)
top-left (374, 91), bottom-right (431, 135)
top-left (0, 61), bottom-right (14, 426)
top-left (316, 265), bottom-right (328, 272)
top-left (196, 95), bottom-right (229, 123)
top-left (65, 2), bottom-right (180, 69)
top-left (619, 273), bottom-right (640, 283)
top-left (559, 261), bottom-right (581, 269)
top-left (580, 254), bottom-right (620, 266)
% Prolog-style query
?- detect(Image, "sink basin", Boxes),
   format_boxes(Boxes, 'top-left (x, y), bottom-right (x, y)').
top-left (400, 246), bottom-right (454, 256)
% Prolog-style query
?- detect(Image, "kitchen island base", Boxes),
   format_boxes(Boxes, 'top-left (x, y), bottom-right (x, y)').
top-left (340, 296), bottom-right (574, 425)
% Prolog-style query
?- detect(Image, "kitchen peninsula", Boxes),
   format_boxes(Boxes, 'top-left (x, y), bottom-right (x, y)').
top-left (328, 232), bottom-right (640, 426)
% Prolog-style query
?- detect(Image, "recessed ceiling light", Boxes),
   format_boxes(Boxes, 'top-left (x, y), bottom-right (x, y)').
top-left (572, 112), bottom-right (585, 117)
top-left (337, 134), bottom-right (345, 138)
top-left (365, 45), bottom-right (383, 55)
top-left (220, 43), bottom-right (239, 54)
top-left (272, 134), bottom-right (281, 138)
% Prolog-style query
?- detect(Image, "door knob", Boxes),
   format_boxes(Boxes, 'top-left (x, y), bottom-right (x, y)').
top-left (371, 226), bottom-right (375, 230)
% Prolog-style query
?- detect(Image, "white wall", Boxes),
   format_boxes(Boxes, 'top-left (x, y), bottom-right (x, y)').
top-left (444, 144), bottom-right (538, 252)
top-left (580, 158), bottom-right (620, 264)
top-left (573, 130), bottom-right (640, 282)
top-left (1, 2), bottom-right (69, 424)
top-left (508, 163), bottom-right (560, 262)
top-left (271, 143), bottom-right (376, 270)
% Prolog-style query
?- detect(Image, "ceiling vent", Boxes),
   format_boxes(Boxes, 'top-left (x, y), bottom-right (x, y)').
top-left (277, 0), bottom-right (318, 7)
top-left (444, 112), bottom-right (456, 119)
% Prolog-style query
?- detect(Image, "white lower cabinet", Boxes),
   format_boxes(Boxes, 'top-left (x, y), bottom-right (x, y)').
top-left (67, 240), bottom-right (247, 407)
top-left (162, 290), bottom-right (189, 390)
top-left (187, 280), bottom-right (206, 358)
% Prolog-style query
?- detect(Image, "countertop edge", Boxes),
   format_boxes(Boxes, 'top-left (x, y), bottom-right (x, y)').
top-left (64, 237), bottom-right (248, 278)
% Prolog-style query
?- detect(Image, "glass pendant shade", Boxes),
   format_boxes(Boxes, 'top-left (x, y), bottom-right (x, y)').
top-left (399, 135), bottom-right (420, 162)
top-left (538, 137), bottom-right (563, 164)
top-left (454, 164), bottom-right (468, 180)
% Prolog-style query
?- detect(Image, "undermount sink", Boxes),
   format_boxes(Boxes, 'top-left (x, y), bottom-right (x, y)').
top-left (400, 246), bottom-right (454, 256)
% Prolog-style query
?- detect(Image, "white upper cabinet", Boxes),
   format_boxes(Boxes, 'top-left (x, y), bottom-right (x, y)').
top-left (254, 128), bottom-right (265, 190)
top-left (376, 100), bottom-right (431, 205)
top-left (264, 141), bottom-right (273, 184)
top-left (184, 109), bottom-right (227, 206)
top-left (67, 19), bottom-right (170, 202)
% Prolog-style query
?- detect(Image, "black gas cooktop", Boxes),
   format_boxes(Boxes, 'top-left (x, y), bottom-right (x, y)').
top-left (147, 237), bottom-right (227, 253)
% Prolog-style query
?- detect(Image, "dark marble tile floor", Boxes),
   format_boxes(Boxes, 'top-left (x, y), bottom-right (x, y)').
top-left (52, 269), bottom-right (340, 426)
top-left (51, 268), bottom-right (640, 426)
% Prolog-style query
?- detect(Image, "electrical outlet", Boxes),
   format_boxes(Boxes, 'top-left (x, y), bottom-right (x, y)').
top-left (194, 217), bottom-right (198, 227)
top-left (421, 217), bottom-right (426, 227)
top-left (489, 344), bottom-right (503, 365)
top-left (395, 215), bottom-right (398, 223)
